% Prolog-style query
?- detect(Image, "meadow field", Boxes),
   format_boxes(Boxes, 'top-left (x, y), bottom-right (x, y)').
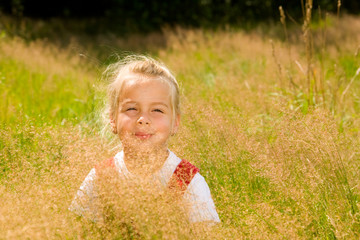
top-left (1, 13), bottom-right (360, 239)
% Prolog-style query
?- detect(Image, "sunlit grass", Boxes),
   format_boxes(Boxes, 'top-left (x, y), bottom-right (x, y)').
top-left (1, 13), bottom-right (360, 239)
top-left (0, 38), bottom-right (99, 125)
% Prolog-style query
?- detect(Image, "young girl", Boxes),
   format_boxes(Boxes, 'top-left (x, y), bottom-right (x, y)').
top-left (69, 55), bottom-right (220, 224)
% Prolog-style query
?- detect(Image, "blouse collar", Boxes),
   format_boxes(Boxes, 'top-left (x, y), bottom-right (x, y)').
top-left (113, 150), bottom-right (182, 186)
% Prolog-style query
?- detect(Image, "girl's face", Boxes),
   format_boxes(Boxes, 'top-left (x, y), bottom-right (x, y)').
top-left (113, 77), bottom-right (179, 152)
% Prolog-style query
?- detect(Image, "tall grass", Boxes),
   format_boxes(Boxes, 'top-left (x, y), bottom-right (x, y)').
top-left (0, 38), bottom-right (99, 125)
top-left (1, 13), bottom-right (360, 239)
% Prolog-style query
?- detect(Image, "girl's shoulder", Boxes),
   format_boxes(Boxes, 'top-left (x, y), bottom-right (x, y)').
top-left (169, 158), bottom-right (200, 192)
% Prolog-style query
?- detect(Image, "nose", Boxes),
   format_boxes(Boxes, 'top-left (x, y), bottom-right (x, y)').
top-left (137, 115), bottom-right (150, 125)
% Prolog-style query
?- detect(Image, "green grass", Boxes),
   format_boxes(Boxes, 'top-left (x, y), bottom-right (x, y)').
top-left (0, 55), bottom-right (98, 125)
top-left (1, 14), bottom-right (360, 239)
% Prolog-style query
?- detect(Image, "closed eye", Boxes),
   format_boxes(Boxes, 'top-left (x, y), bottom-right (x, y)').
top-left (153, 109), bottom-right (164, 113)
top-left (126, 107), bottom-right (137, 111)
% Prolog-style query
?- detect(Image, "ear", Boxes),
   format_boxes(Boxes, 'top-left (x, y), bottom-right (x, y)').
top-left (172, 114), bottom-right (180, 135)
top-left (109, 114), bottom-right (118, 134)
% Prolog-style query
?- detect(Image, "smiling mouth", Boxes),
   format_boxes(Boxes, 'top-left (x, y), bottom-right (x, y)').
top-left (135, 132), bottom-right (153, 140)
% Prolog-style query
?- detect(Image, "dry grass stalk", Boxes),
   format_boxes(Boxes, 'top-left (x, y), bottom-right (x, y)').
top-left (271, 39), bottom-right (284, 89)
top-left (337, 0), bottom-right (342, 19)
top-left (302, 0), bottom-right (314, 102)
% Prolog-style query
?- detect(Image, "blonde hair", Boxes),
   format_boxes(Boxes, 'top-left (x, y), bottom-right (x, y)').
top-left (105, 55), bottom-right (180, 123)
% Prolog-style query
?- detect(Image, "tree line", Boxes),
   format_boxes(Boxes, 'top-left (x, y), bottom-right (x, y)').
top-left (1, 0), bottom-right (359, 32)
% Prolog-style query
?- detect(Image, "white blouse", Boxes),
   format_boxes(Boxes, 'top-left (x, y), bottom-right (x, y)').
top-left (69, 150), bottom-right (220, 223)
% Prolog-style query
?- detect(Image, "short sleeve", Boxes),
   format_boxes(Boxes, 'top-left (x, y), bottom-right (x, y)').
top-left (183, 173), bottom-right (221, 223)
top-left (68, 168), bottom-right (100, 221)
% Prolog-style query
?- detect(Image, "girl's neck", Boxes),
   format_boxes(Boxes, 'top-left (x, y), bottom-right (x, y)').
top-left (123, 147), bottom-right (169, 177)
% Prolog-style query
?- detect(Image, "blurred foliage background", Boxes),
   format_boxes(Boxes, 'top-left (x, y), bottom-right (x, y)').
top-left (1, 0), bottom-right (360, 33)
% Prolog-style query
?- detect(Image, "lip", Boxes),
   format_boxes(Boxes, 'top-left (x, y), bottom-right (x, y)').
top-left (134, 132), bottom-right (153, 140)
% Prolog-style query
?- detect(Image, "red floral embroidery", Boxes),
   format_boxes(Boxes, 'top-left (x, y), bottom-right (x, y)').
top-left (169, 159), bottom-right (199, 192)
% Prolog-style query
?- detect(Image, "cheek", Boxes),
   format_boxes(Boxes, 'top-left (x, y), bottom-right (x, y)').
top-left (116, 114), bottom-right (134, 131)
top-left (154, 117), bottom-right (173, 132)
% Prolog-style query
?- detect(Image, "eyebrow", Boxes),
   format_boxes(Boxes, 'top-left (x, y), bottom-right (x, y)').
top-left (121, 100), bottom-right (137, 105)
top-left (151, 102), bottom-right (170, 108)
top-left (121, 100), bottom-right (169, 108)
